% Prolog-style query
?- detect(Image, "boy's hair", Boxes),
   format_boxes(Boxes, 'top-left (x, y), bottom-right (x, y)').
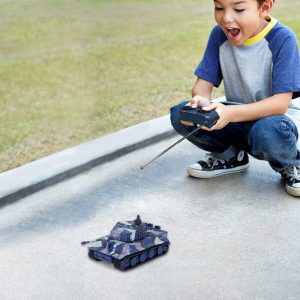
top-left (257, 0), bottom-right (275, 7)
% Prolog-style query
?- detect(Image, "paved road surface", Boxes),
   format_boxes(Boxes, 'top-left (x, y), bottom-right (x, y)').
top-left (1, 136), bottom-right (299, 300)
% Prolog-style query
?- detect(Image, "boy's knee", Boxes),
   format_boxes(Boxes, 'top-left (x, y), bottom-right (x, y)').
top-left (170, 101), bottom-right (189, 134)
top-left (249, 115), bottom-right (298, 157)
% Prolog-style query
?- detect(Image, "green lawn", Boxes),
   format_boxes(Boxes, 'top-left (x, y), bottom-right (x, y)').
top-left (1, 0), bottom-right (299, 172)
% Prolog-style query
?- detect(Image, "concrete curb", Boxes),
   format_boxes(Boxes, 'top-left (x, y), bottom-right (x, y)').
top-left (0, 114), bottom-right (175, 207)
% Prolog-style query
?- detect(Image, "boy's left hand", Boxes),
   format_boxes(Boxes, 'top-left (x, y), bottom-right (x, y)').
top-left (201, 102), bottom-right (233, 130)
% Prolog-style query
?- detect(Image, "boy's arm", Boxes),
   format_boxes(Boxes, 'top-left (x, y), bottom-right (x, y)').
top-left (229, 92), bottom-right (292, 121)
top-left (190, 78), bottom-right (214, 108)
top-left (204, 92), bottom-right (292, 130)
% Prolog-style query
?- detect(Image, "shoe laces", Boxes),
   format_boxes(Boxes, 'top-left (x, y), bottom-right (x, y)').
top-left (281, 166), bottom-right (300, 181)
top-left (204, 153), bottom-right (225, 168)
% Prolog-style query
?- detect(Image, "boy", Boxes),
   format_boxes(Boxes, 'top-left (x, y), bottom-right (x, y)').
top-left (170, 0), bottom-right (300, 196)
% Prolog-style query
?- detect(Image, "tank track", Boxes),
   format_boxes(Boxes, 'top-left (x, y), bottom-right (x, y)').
top-left (88, 249), bottom-right (102, 261)
top-left (113, 242), bottom-right (169, 271)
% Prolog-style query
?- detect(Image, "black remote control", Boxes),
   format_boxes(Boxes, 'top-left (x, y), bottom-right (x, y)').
top-left (179, 106), bottom-right (219, 128)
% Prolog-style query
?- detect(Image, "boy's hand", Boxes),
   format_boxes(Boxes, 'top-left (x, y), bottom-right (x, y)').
top-left (190, 95), bottom-right (211, 108)
top-left (180, 95), bottom-right (211, 126)
top-left (201, 102), bottom-right (233, 130)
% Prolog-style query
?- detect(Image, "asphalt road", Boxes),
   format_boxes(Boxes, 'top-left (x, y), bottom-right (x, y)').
top-left (1, 136), bottom-right (300, 300)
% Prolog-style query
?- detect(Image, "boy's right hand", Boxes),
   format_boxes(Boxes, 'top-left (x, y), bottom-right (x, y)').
top-left (181, 95), bottom-right (211, 126)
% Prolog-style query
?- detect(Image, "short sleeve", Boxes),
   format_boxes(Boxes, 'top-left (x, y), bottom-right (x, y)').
top-left (194, 25), bottom-right (226, 87)
top-left (267, 26), bottom-right (300, 95)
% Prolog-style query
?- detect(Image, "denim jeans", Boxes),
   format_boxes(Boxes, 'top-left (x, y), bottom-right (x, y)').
top-left (170, 101), bottom-right (300, 171)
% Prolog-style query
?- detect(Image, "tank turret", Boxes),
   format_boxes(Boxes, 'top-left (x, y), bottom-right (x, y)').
top-left (81, 215), bottom-right (170, 270)
top-left (109, 215), bottom-right (148, 242)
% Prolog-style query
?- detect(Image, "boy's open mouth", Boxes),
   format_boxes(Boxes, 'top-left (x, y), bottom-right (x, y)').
top-left (227, 28), bottom-right (240, 39)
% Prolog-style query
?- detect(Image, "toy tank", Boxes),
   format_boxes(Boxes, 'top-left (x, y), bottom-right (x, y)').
top-left (81, 215), bottom-right (170, 270)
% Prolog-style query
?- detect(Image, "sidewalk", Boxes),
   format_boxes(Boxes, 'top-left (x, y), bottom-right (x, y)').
top-left (1, 132), bottom-right (299, 300)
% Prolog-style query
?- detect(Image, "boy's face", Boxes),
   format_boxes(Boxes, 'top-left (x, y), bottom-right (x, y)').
top-left (214, 0), bottom-right (271, 46)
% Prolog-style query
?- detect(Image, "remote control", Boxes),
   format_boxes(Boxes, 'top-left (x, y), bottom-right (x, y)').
top-left (179, 106), bottom-right (219, 128)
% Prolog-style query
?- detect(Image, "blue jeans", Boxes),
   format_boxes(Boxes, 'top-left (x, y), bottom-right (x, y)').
top-left (170, 101), bottom-right (300, 171)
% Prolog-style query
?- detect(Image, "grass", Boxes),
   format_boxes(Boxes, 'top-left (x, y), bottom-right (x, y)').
top-left (1, 0), bottom-right (299, 172)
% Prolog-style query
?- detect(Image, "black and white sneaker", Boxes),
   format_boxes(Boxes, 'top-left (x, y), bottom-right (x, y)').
top-left (187, 150), bottom-right (249, 179)
top-left (280, 166), bottom-right (300, 197)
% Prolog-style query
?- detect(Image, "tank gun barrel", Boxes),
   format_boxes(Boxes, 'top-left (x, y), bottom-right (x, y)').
top-left (81, 238), bottom-right (102, 245)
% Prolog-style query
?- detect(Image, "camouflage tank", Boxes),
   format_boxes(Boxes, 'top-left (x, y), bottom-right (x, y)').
top-left (81, 215), bottom-right (170, 270)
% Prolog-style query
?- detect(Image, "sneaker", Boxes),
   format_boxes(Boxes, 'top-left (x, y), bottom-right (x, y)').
top-left (187, 150), bottom-right (249, 179)
top-left (280, 166), bottom-right (300, 197)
